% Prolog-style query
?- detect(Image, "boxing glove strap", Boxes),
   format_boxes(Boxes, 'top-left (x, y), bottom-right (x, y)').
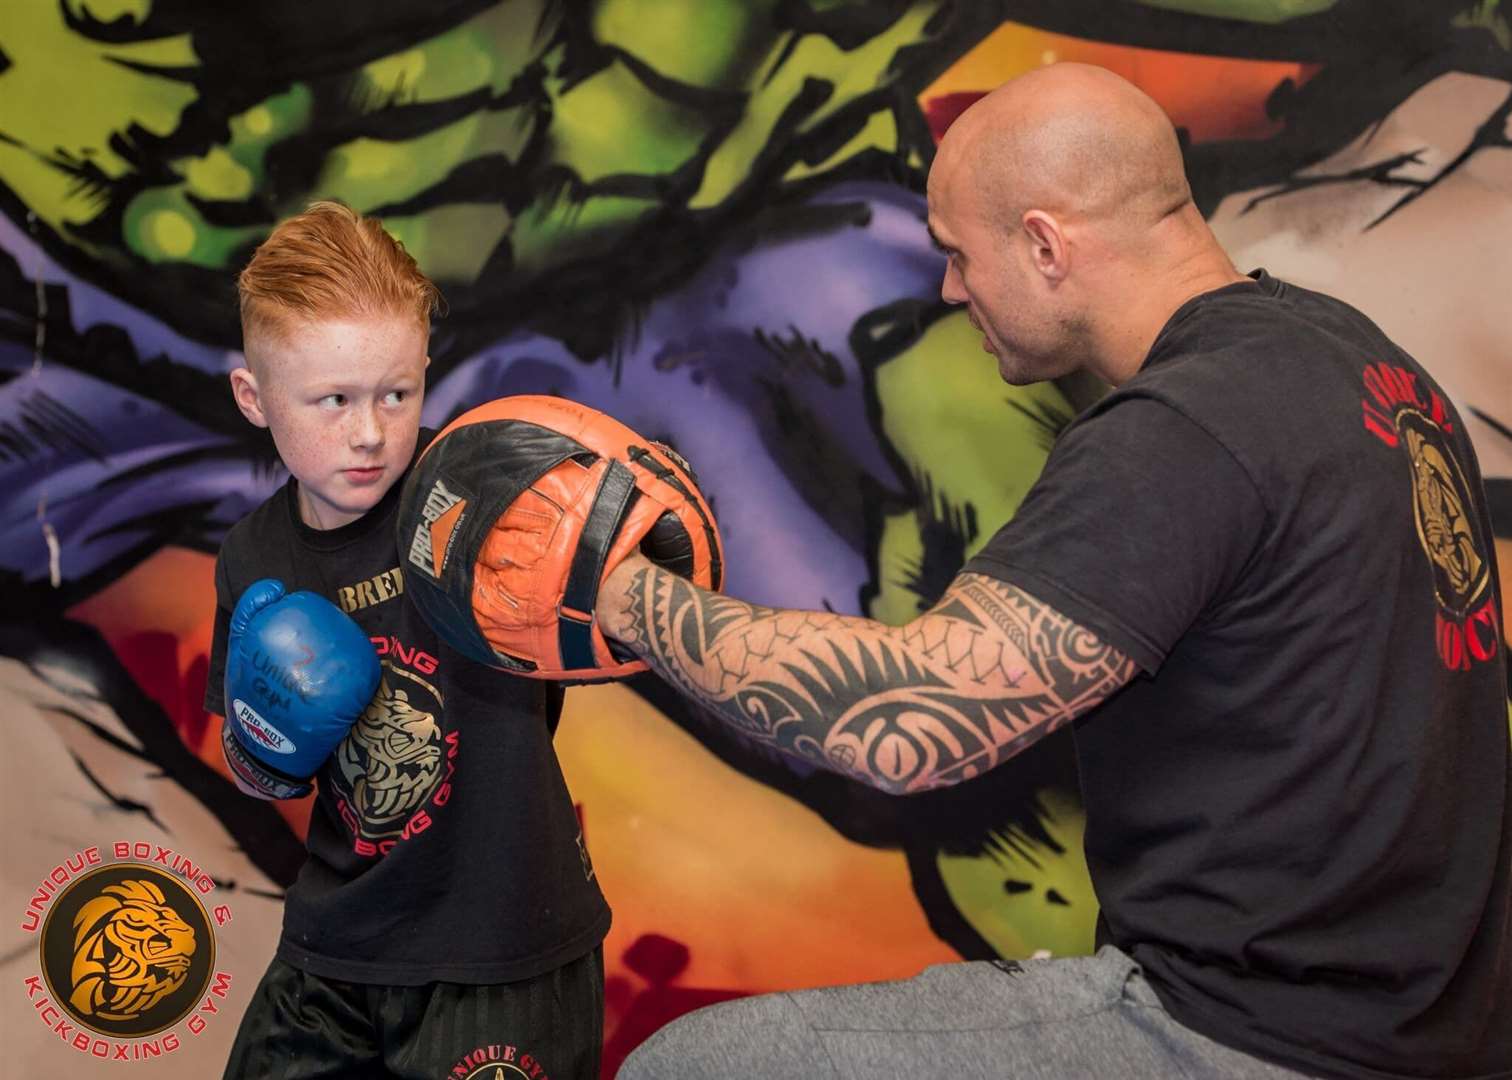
top-left (560, 458), bottom-right (638, 671)
top-left (222, 722), bottom-right (314, 800)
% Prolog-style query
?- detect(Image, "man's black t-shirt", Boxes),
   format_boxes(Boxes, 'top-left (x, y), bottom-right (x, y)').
top-left (206, 432), bottom-right (610, 985)
top-left (965, 272), bottom-right (1510, 1079)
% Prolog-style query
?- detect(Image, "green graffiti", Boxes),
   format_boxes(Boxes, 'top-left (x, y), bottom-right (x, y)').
top-left (0, 0), bottom-right (198, 251)
top-left (937, 790), bottom-right (1098, 959)
top-left (593, 0), bottom-right (777, 90)
top-left (869, 311), bottom-right (1091, 625)
top-left (0, 0), bottom-right (957, 317)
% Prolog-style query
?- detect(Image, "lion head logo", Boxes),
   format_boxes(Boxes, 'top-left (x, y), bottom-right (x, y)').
top-left (334, 677), bottom-right (444, 836)
top-left (68, 879), bottom-right (196, 1022)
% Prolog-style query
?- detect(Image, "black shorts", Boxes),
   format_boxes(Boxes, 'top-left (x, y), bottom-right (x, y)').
top-left (224, 947), bottom-right (603, 1080)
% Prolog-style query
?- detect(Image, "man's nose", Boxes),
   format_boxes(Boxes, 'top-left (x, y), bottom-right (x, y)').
top-left (940, 260), bottom-right (966, 306)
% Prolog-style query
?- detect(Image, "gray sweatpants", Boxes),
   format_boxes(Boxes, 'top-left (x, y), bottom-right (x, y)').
top-left (617, 946), bottom-right (1310, 1079)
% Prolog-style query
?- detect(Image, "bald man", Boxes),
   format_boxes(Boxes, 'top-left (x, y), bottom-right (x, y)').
top-left (608, 65), bottom-right (1509, 1079)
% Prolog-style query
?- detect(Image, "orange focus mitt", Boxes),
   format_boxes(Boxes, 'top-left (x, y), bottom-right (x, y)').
top-left (397, 396), bottom-right (723, 682)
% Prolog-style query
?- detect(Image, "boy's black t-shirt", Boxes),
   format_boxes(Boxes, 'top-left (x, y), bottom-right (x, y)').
top-left (206, 431), bottom-right (610, 985)
top-left (965, 272), bottom-right (1510, 1079)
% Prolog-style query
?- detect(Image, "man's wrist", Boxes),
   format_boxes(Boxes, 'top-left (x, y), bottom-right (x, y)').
top-left (599, 551), bottom-right (654, 645)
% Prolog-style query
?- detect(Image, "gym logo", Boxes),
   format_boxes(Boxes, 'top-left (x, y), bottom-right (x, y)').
top-left (1360, 361), bottom-right (1497, 671)
top-left (445, 1043), bottom-right (553, 1079)
top-left (18, 843), bottom-right (234, 1063)
top-left (332, 663), bottom-right (459, 858)
top-left (408, 476), bottom-right (468, 579)
top-left (1401, 418), bottom-right (1486, 610)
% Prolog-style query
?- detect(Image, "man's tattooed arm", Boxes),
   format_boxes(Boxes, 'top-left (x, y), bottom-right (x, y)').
top-left (599, 554), bottom-right (1137, 795)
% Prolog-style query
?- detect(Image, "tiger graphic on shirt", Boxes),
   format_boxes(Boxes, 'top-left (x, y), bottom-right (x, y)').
top-left (329, 663), bottom-right (454, 853)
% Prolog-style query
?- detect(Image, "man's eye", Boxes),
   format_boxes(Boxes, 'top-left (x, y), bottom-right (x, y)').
top-left (320, 394), bottom-right (346, 407)
top-left (384, 390), bottom-right (407, 406)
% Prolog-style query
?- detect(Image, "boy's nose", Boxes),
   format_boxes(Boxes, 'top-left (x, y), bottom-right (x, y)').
top-left (351, 404), bottom-right (385, 450)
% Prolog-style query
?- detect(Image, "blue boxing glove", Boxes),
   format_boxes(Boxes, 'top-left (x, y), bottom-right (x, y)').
top-left (221, 579), bottom-right (381, 800)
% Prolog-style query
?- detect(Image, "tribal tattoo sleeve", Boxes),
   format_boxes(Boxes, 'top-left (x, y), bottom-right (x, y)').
top-left (609, 563), bottom-right (1137, 794)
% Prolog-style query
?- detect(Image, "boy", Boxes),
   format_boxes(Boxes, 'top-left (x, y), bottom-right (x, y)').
top-left (205, 202), bottom-right (610, 1079)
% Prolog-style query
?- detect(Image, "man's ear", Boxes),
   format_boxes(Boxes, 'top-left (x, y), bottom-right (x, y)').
top-left (1022, 210), bottom-right (1070, 284)
top-left (229, 367), bottom-right (270, 428)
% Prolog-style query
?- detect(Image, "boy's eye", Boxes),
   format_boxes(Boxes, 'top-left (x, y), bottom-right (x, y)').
top-left (384, 390), bottom-right (407, 406)
top-left (320, 394), bottom-right (347, 407)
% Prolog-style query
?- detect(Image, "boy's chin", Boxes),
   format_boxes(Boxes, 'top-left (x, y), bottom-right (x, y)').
top-left (338, 480), bottom-right (398, 512)
top-left (300, 476), bottom-right (398, 528)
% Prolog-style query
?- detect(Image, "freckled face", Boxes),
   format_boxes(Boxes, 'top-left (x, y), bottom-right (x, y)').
top-left (239, 315), bottom-right (428, 530)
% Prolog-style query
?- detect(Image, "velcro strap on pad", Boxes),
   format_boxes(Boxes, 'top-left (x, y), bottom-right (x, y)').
top-left (559, 459), bottom-right (638, 670)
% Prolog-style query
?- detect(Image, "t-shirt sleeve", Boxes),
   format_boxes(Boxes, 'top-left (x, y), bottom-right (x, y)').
top-left (963, 395), bottom-right (1267, 674)
top-left (203, 551), bottom-right (235, 716)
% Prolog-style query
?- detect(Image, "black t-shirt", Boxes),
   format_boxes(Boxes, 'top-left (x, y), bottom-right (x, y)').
top-left (206, 432), bottom-right (610, 985)
top-left (966, 272), bottom-right (1510, 1079)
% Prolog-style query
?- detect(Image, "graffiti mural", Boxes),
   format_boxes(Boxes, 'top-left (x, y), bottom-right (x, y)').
top-left (2, 1), bottom-right (1508, 1074)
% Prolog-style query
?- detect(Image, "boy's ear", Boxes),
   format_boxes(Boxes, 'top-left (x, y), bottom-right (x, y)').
top-left (229, 367), bottom-right (270, 428)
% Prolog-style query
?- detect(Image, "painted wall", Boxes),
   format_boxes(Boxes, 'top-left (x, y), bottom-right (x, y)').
top-left (2, 1), bottom-right (1508, 1075)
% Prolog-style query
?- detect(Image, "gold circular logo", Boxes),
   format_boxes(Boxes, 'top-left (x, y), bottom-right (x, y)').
top-left (1398, 412), bottom-right (1490, 615)
top-left (38, 864), bottom-right (214, 1038)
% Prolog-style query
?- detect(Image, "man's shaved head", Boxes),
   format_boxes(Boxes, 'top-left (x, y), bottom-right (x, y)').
top-left (936, 63), bottom-right (1192, 235)
top-left (926, 63), bottom-right (1242, 387)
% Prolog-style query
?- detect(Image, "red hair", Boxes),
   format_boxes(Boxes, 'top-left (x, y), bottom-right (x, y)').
top-left (238, 201), bottom-right (441, 345)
